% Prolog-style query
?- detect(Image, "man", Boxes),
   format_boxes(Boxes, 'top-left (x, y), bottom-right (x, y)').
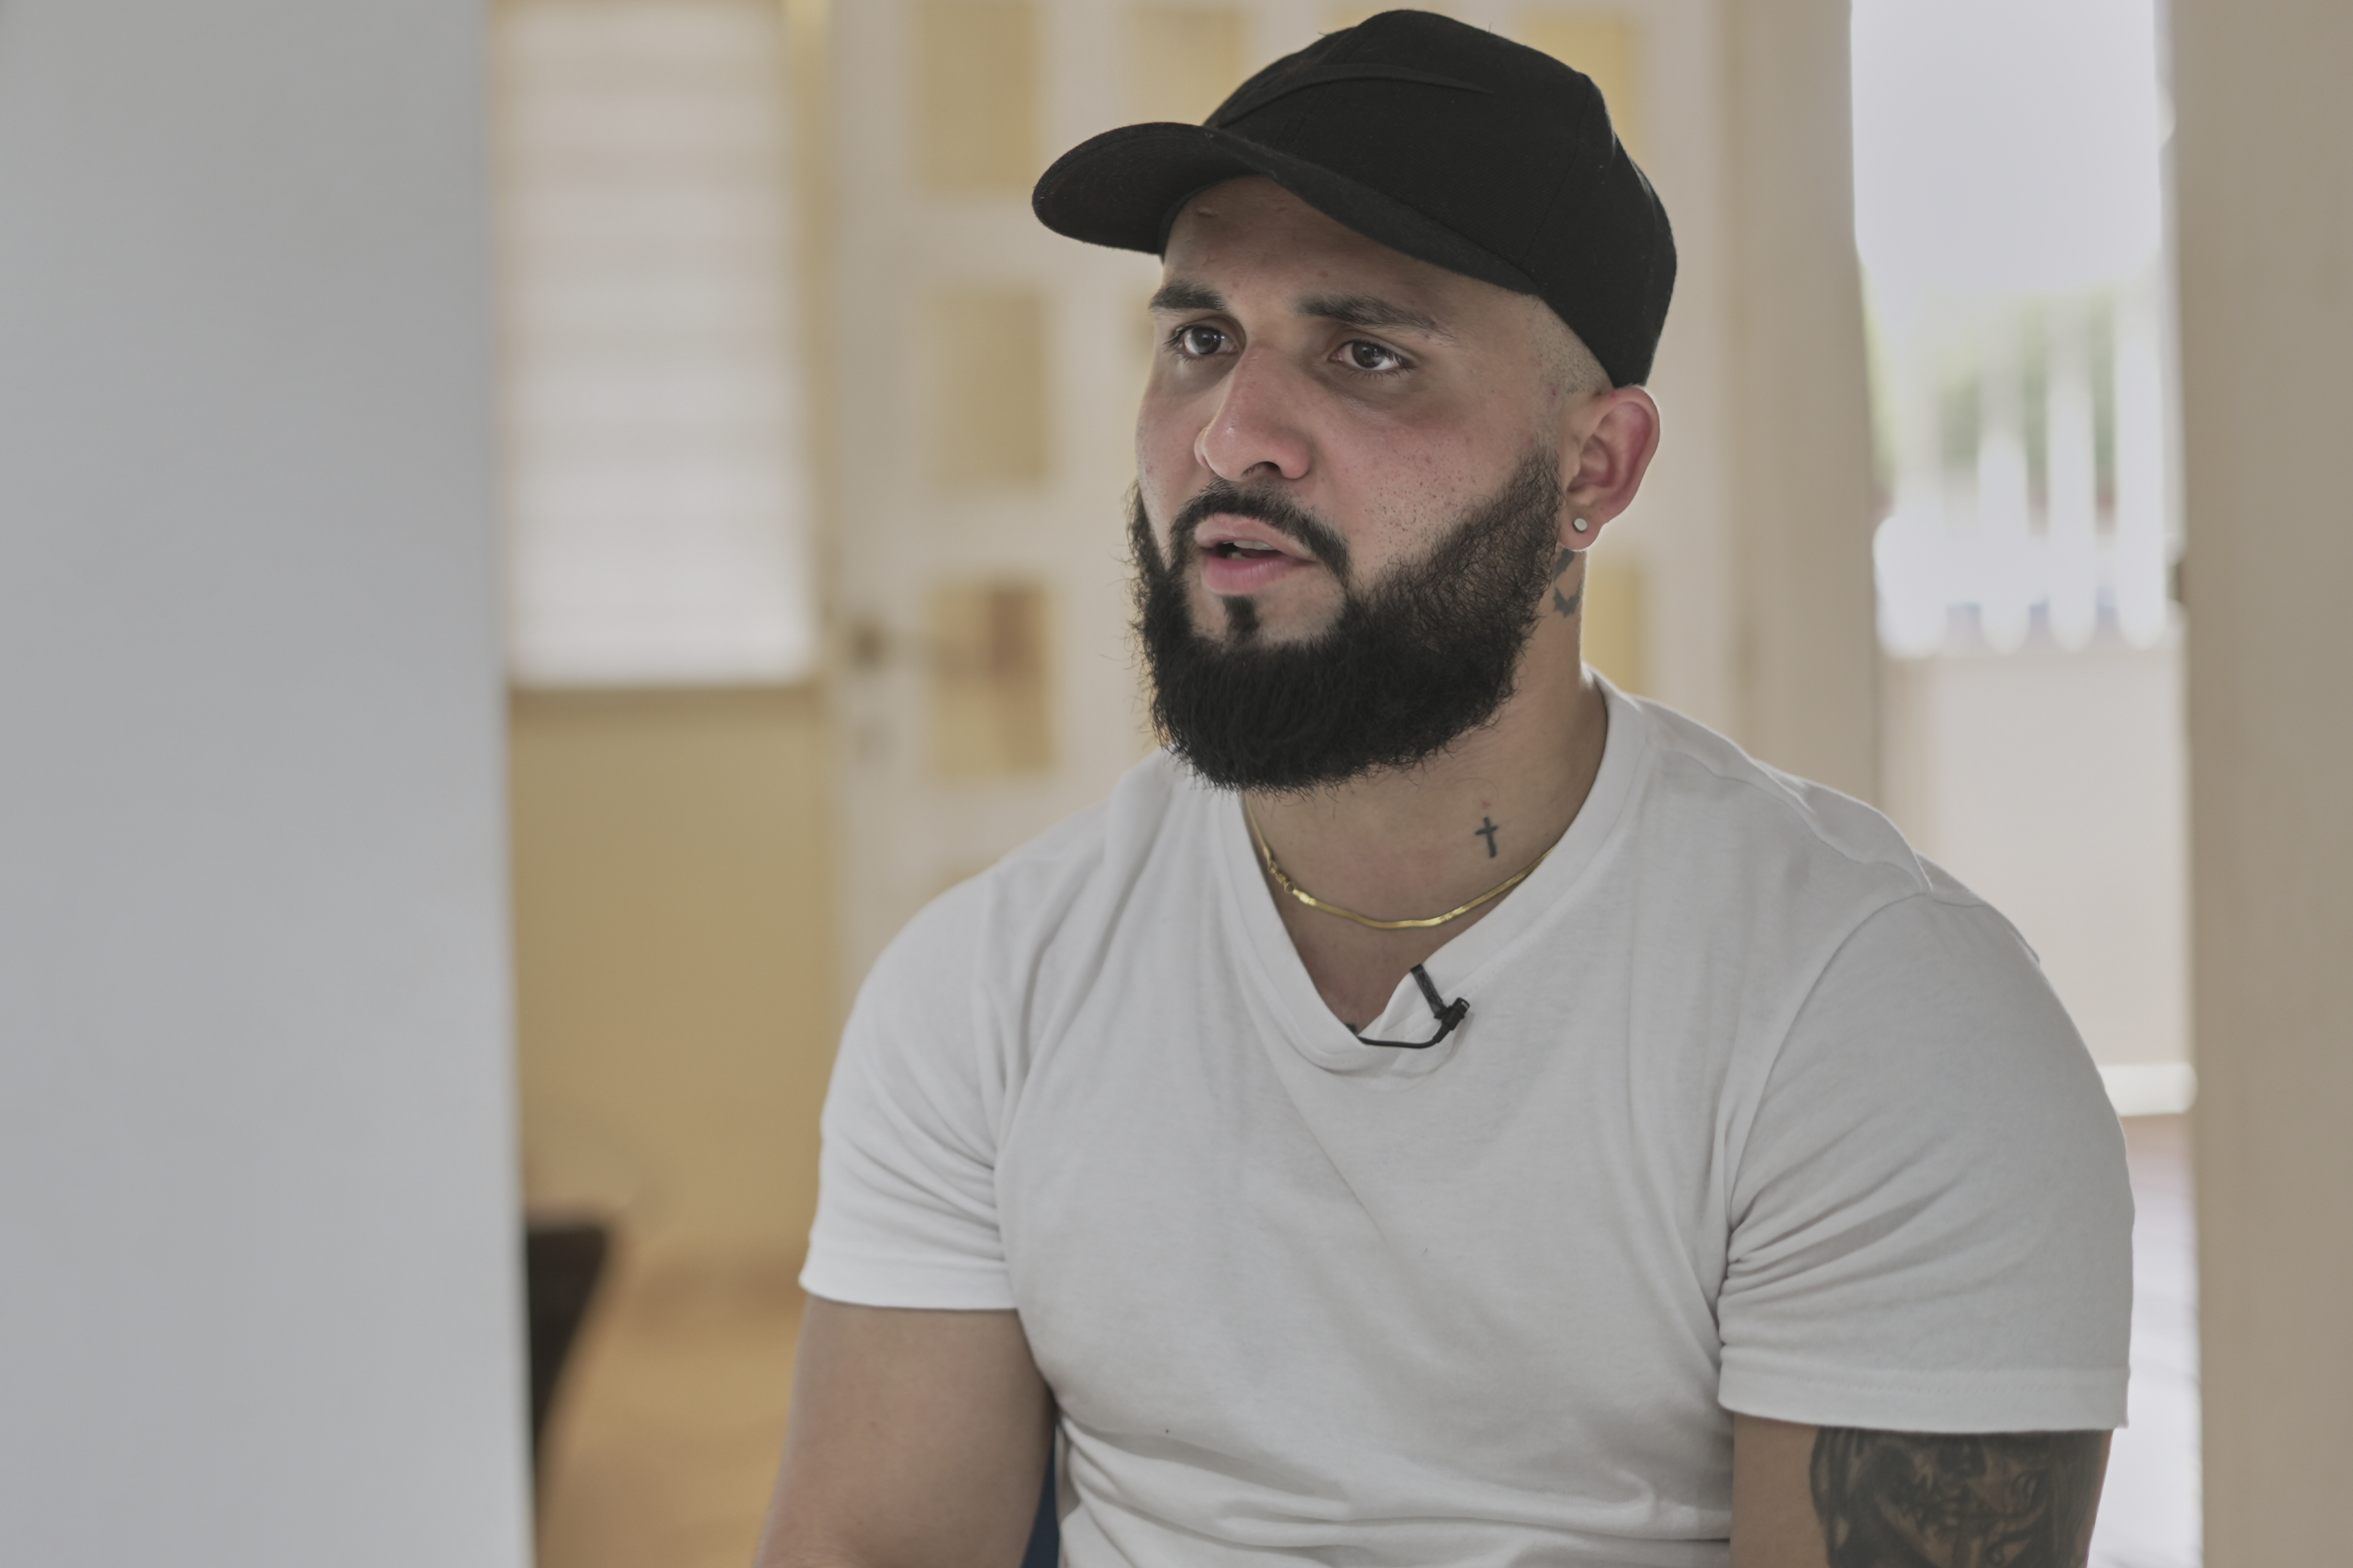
top-left (761, 12), bottom-right (2130, 1566)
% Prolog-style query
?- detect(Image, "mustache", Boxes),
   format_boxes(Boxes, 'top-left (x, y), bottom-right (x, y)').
top-left (1165, 480), bottom-right (1354, 582)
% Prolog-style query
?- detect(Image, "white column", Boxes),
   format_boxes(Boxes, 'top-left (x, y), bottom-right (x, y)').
top-left (2172, 0), bottom-right (2353, 1562)
top-left (0, 3), bottom-right (531, 1564)
top-left (1723, 0), bottom-right (1882, 801)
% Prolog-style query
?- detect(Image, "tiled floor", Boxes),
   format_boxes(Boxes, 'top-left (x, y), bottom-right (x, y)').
top-left (2091, 1112), bottom-right (2202, 1568)
top-left (535, 1118), bottom-right (2202, 1568)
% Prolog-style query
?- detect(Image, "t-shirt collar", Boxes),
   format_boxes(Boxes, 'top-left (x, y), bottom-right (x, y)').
top-left (1208, 675), bottom-right (1653, 1079)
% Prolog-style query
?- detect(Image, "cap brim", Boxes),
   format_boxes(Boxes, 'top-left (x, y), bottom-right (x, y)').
top-left (1032, 122), bottom-right (1537, 300)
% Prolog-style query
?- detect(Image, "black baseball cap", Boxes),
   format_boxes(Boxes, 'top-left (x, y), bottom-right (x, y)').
top-left (1032, 9), bottom-right (1675, 387)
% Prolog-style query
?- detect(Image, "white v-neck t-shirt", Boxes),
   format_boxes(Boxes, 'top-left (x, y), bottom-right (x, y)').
top-left (801, 683), bottom-right (2132, 1567)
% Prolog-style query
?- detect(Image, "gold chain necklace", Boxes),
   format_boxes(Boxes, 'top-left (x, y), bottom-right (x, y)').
top-left (1243, 801), bottom-right (1558, 931)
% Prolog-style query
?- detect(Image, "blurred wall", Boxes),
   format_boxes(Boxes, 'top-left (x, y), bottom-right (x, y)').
top-left (0, 2), bottom-right (530, 1563)
top-left (1883, 641), bottom-right (2190, 1072)
top-left (1722, 0), bottom-right (1881, 802)
top-left (512, 689), bottom-right (836, 1272)
top-left (2172, 0), bottom-right (2353, 1559)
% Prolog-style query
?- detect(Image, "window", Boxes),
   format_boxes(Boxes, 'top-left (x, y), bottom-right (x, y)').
top-left (495, 0), bottom-right (817, 687)
top-left (1855, 0), bottom-right (2172, 655)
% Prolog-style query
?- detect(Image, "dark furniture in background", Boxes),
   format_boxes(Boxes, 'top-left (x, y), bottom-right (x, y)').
top-left (524, 1217), bottom-right (612, 1471)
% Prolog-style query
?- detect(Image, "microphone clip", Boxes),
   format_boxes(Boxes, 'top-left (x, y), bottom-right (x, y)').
top-left (1354, 965), bottom-right (1469, 1050)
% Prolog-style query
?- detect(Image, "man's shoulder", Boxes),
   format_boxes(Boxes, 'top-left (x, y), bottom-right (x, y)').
top-left (894, 749), bottom-right (1204, 971)
top-left (1623, 692), bottom-right (1959, 907)
top-left (974, 747), bottom-right (1198, 897)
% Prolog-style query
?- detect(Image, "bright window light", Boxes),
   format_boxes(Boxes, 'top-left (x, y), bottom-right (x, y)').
top-left (495, 0), bottom-right (818, 687)
top-left (1853, 0), bottom-right (2163, 296)
top-left (1854, 0), bottom-right (2175, 656)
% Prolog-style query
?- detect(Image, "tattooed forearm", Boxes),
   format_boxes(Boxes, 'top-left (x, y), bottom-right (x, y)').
top-left (1809, 1428), bottom-right (2106, 1568)
top-left (1552, 546), bottom-right (1583, 617)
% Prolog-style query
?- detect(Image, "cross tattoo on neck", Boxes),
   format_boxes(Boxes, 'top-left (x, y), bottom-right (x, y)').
top-left (1474, 817), bottom-right (1500, 857)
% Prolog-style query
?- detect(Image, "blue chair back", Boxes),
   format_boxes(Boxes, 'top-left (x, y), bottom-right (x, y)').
top-left (1018, 1453), bottom-right (1058, 1568)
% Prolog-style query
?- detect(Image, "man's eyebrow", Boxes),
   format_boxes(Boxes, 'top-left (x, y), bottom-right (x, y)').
top-left (1297, 293), bottom-right (1456, 342)
top-left (1149, 280), bottom-right (1226, 313)
top-left (1146, 281), bottom-right (1456, 342)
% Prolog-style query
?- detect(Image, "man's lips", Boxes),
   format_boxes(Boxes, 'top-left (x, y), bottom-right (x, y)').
top-left (1192, 514), bottom-right (1317, 595)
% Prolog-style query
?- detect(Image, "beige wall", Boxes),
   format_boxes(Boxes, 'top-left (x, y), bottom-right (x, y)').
top-left (511, 688), bottom-right (837, 1272)
top-left (2172, 1), bottom-right (2353, 1561)
top-left (1721, 0), bottom-right (1882, 802)
top-left (1882, 640), bottom-right (2190, 1070)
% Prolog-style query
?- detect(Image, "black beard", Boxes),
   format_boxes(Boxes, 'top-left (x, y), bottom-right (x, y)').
top-left (1130, 452), bottom-right (1564, 792)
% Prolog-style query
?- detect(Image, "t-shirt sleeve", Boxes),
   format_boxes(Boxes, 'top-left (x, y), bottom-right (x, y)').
top-left (1717, 890), bottom-right (2134, 1433)
top-left (798, 878), bottom-right (1018, 1311)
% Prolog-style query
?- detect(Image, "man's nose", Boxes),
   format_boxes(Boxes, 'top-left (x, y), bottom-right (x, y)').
top-left (1194, 349), bottom-right (1313, 483)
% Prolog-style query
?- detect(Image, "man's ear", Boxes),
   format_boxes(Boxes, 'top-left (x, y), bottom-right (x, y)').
top-left (1557, 386), bottom-right (1662, 547)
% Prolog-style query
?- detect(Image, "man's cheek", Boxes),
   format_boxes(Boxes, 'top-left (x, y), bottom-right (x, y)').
top-left (1135, 397), bottom-right (1207, 488)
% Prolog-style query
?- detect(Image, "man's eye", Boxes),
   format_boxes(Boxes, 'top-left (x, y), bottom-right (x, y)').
top-left (1341, 340), bottom-right (1406, 373)
top-left (1172, 324), bottom-right (1229, 358)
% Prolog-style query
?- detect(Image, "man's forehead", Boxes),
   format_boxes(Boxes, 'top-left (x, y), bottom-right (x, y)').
top-left (1171, 175), bottom-right (1319, 228)
top-left (1167, 177), bottom-right (1414, 272)
top-left (1160, 177), bottom-right (1484, 330)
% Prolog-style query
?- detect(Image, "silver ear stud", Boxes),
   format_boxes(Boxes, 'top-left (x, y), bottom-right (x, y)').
top-left (1572, 516), bottom-right (1590, 533)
